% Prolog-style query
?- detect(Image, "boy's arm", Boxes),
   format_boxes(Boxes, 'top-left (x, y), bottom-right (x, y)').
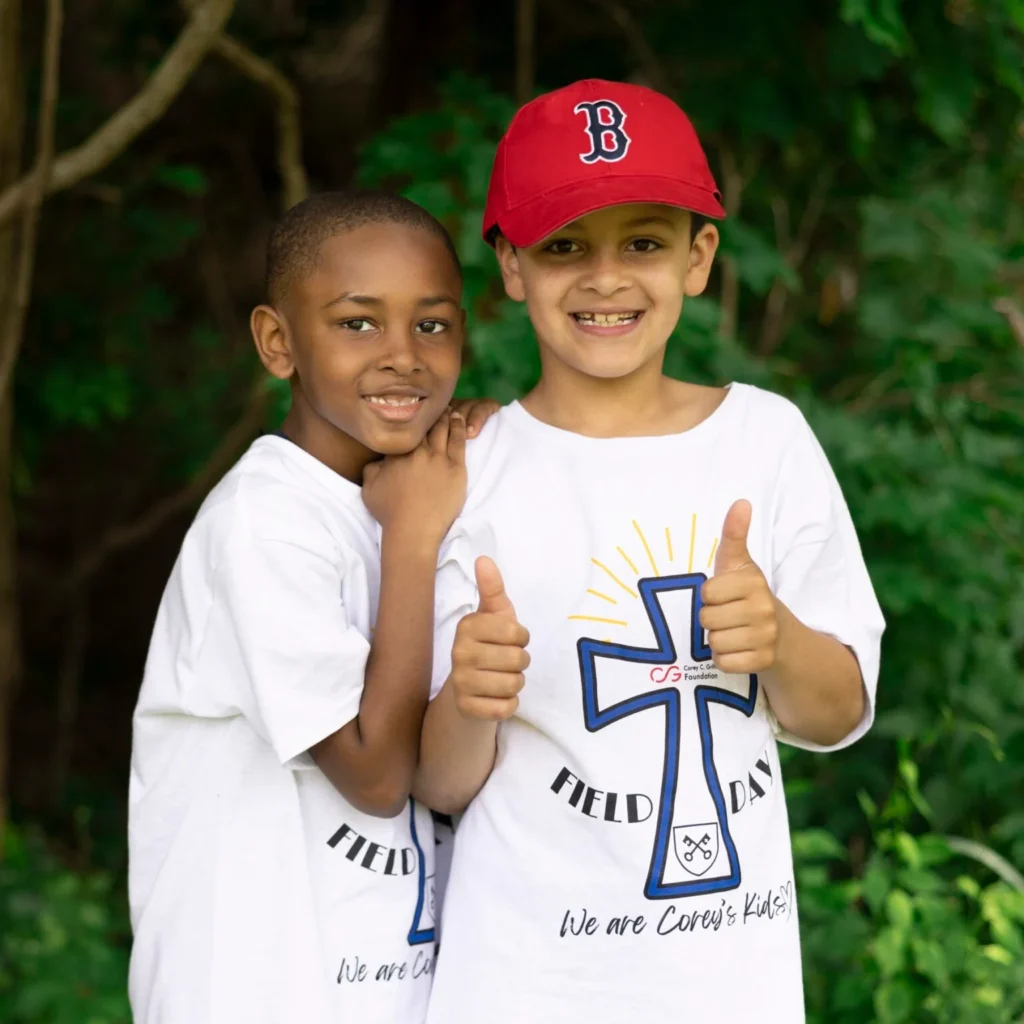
top-left (762, 600), bottom-right (865, 746)
top-left (413, 557), bottom-right (528, 814)
top-left (413, 680), bottom-right (499, 815)
top-left (701, 407), bottom-right (884, 749)
top-left (310, 531), bottom-right (443, 818)
top-left (700, 500), bottom-right (866, 748)
top-left (309, 413), bottom-right (467, 817)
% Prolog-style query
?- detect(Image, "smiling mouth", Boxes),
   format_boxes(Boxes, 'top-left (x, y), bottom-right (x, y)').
top-left (363, 394), bottom-right (427, 423)
top-left (570, 311), bottom-right (643, 326)
top-left (364, 395), bottom-right (424, 407)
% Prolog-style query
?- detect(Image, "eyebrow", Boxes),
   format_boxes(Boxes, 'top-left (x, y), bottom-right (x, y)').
top-left (322, 292), bottom-right (458, 310)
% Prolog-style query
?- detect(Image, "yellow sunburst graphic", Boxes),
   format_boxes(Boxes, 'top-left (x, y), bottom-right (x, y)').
top-left (568, 515), bottom-right (720, 633)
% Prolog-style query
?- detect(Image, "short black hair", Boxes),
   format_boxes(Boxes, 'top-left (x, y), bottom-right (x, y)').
top-left (265, 190), bottom-right (462, 306)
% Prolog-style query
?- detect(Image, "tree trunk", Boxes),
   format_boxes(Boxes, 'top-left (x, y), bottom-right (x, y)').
top-left (515, 0), bottom-right (535, 105)
top-left (0, 0), bottom-right (24, 858)
top-left (50, 587), bottom-right (88, 808)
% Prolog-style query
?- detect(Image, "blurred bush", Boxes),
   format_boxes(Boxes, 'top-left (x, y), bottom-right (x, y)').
top-left (0, 824), bottom-right (129, 1024)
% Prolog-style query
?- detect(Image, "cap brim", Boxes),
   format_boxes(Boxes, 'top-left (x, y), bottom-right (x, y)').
top-left (491, 176), bottom-right (727, 248)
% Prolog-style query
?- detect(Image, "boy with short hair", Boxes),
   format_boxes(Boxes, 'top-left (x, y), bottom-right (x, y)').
top-left (128, 191), bottom-right (492, 1023)
top-left (416, 81), bottom-right (885, 1022)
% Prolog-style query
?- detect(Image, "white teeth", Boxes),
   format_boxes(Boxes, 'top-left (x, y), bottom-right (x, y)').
top-left (366, 396), bottom-right (421, 406)
top-left (573, 312), bottom-right (639, 325)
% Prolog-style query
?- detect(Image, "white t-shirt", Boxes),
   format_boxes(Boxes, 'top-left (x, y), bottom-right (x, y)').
top-left (128, 436), bottom-right (439, 1024)
top-left (426, 384), bottom-right (885, 1024)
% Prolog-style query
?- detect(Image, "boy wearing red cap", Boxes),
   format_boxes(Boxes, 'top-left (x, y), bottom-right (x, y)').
top-left (415, 81), bottom-right (884, 1022)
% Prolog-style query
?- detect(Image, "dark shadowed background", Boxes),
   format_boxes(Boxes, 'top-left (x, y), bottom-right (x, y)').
top-left (0, 1), bottom-right (1022, 1021)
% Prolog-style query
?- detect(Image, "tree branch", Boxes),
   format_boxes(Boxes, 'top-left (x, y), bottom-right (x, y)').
top-left (756, 167), bottom-right (831, 356)
top-left (993, 297), bottom-right (1024, 349)
top-left (56, 6), bottom-right (320, 605)
top-left (50, 582), bottom-right (89, 807)
top-left (0, 0), bottom-right (236, 229)
top-left (293, 0), bottom-right (391, 86)
top-left (58, 29), bottom-right (313, 601)
top-left (0, 0), bottom-right (62, 399)
top-left (210, 34), bottom-right (308, 210)
top-left (844, 374), bottom-right (996, 415)
top-left (63, 376), bottom-right (270, 595)
top-left (335, 0), bottom-right (390, 81)
top-left (587, 0), bottom-right (671, 94)
top-left (49, 231), bottom-right (271, 618)
top-left (515, 0), bottom-right (536, 105)
top-left (718, 146), bottom-right (744, 340)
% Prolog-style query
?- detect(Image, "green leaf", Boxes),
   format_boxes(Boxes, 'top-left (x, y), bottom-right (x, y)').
top-left (863, 859), bottom-right (892, 915)
top-left (874, 977), bottom-right (916, 1023)
top-left (886, 889), bottom-right (915, 931)
top-left (894, 832), bottom-right (921, 870)
top-left (982, 944), bottom-right (1014, 966)
top-left (874, 925), bottom-right (909, 977)
top-left (154, 163), bottom-right (208, 196)
top-left (717, 219), bottom-right (799, 295)
top-left (841, 0), bottom-right (909, 54)
top-left (792, 829), bottom-right (847, 861)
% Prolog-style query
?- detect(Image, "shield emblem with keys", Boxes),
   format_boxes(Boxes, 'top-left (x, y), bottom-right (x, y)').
top-left (673, 823), bottom-right (720, 877)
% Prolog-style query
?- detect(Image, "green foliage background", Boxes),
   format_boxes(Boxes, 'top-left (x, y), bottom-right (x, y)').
top-left (4, 1), bottom-right (1024, 1021)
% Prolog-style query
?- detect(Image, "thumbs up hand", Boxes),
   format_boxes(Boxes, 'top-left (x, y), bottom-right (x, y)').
top-left (450, 557), bottom-right (530, 721)
top-left (700, 500), bottom-right (779, 675)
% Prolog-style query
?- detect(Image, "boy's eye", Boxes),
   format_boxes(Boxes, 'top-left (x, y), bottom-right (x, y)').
top-left (627, 238), bottom-right (662, 253)
top-left (543, 238), bottom-right (582, 255)
top-left (417, 319), bottom-right (449, 335)
top-left (340, 318), bottom-right (375, 332)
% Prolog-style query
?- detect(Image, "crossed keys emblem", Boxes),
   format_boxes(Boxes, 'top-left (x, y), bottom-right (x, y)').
top-left (673, 823), bottom-right (720, 877)
top-left (682, 833), bottom-right (713, 862)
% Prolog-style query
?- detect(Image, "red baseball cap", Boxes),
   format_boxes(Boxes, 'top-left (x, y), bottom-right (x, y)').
top-left (483, 79), bottom-right (726, 248)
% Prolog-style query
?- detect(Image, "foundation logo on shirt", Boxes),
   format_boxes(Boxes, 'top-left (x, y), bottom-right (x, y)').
top-left (567, 516), bottom-right (758, 901)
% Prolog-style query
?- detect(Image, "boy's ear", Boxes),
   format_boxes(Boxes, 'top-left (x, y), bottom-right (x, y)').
top-left (250, 304), bottom-right (296, 380)
top-left (494, 236), bottom-right (526, 303)
top-left (684, 222), bottom-right (720, 298)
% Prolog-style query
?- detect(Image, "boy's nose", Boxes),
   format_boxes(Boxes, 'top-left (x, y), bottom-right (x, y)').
top-left (377, 329), bottom-right (423, 374)
top-left (577, 250), bottom-right (632, 297)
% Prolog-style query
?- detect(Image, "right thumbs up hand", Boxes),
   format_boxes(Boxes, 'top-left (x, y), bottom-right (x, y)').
top-left (450, 557), bottom-right (530, 721)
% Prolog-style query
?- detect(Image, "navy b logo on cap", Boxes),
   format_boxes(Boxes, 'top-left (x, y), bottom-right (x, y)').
top-left (574, 100), bottom-right (631, 164)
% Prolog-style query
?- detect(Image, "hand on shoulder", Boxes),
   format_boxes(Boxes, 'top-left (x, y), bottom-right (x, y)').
top-left (449, 397), bottom-right (501, 438)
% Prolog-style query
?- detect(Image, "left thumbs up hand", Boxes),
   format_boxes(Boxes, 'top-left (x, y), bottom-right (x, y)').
top-left (699, 500), bottom-right (779, 674)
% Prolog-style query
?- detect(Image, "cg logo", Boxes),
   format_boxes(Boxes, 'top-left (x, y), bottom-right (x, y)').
top-left (574, 99), bottom-right (632, 164)
top-left (649, 665), bottom-right (682, 685)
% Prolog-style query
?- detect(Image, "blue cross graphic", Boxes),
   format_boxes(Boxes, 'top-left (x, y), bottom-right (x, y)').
top-left (406, 798), bottom-right (436, 945)
top-left (575, 573), bottom-right (758, 900)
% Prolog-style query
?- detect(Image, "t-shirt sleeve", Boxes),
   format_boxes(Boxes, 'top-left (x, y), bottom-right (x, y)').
top-left (215, 537), bottom-right (370, 766)
top-left (769, 413), bottom-right (885, 752)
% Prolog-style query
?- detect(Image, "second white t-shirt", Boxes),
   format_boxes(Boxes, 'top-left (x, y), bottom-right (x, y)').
top-left (426, 384), bottom-right (885, 1024)
top-left (128, 436), bottom-right (439, 1024)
